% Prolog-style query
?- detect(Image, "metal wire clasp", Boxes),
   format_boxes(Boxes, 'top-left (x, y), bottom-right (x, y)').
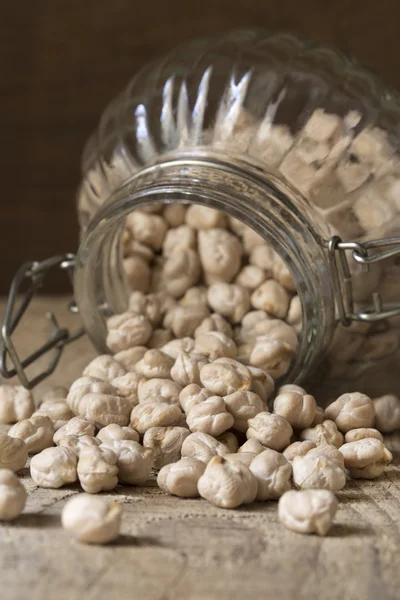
top-left (0, 254), bottom-right (85, 389)
top-left (328, 235), bottom-right (400, 326)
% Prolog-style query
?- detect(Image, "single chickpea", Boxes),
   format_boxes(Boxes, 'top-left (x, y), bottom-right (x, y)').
top-left (247, 412), bottom-right (293, 451)
top-left (157, 457), bottom-right (206, 497)
top-left (198, 229), bottom-right (242, 282)
top-left (8, 416), bottom-right (55, 454)
top-left (106, 312), bottom-right (153, 353)
top-left (224, 391), bottom-right (264, 432)
top-left (62, 494), bottom-right (122, 544)
top-left (30, 446), bottom-right (77, 488)
top-left (250, 448), bottom-right (292, 500)
top-left (199, 359), bottom-right (252, 396)
top-left (0, 385), bottom-right (34, 424)
top-left (181, 432), bottom-right (230, 463)
top-left (143, 426), bottom-right (190, 468)
top-left (0, 470), bottom-right (27, 521)
top-left (250, 280), bottom-right (290, 319)
top-left (207, 283), bottom-right (250, 323)
top-left (278, 489), bottom-right (338, 536)
top-left (273, 390), bottom-right (316, 429)
top-left (197, 456), bottom-right (258, 508)
top-left (325, 392), bottom-right (375, 433)
top-left (186, 397), bottom-right (234, 437)
top-left (77, 446), bottom-right (119, 494)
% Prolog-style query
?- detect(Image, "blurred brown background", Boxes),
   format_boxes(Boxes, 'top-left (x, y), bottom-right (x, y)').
top-left (1, 0), bottom-right (399, 293)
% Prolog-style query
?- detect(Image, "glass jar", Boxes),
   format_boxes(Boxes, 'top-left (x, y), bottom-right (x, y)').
top-left (3, 30), bottom-right (400, 399)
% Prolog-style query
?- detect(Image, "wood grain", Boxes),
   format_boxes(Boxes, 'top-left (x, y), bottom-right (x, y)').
top-left (1, 1), bottom-right (400, 293)
top-left (1, 296), bottom-right (400, 599)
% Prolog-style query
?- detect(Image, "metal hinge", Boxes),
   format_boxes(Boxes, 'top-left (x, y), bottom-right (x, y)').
top-left (328, 235), bottom-right (400, 326)
top-left (0, 254), bottom-right (85, 389)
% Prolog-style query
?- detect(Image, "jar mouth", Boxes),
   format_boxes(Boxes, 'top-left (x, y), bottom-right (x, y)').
top-left (74, 152), bottom-right (335, 385)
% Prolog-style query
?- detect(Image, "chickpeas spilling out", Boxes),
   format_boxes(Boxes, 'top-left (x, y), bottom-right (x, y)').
top-left (1, 207), bottom-right (400, 541)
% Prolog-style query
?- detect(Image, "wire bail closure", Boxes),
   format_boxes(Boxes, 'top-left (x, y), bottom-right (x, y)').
top-left (328, 235), bottom-right (400, 326)
top-left (0, 254), bottom-right (85, 389)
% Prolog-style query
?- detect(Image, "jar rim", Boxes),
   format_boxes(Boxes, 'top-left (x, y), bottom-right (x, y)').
top-left (74, 152), bottom-right (336, 384)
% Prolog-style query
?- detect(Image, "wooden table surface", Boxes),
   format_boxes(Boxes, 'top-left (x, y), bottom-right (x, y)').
top-left (1, 297), bottom-right (400, 600)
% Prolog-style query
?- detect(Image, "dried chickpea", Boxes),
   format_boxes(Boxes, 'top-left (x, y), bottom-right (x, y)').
top-left (163, 203), bottom-right (187, 227)
top-left (186, 396), bottom-right (234, 437)
top-left (217, 431), bottom-right (239, 454)
top-left (0, 470), bottom-right (27, 521)
top-left (58, 435), bottom-right (101, 456)
top-left (238, 439), bottom-right (265, 455)
top-left (194, 331), bottom-right (237, 360)
top-left (0, 385), bottom-right (34, 424)
top-left (250, 280), bottom-right (290, 319)
top-left (200, 359), bottom-right (251, 396)
top-left (171, 352), bottom-right (208, 387)
top-left (53, 417), bottom-right (96, 445)
top-left (373, 394), bottom-right (400, 433)
top-left (180, 286), bottom-right (209, 307)
top-left (292, 453), bottom-right (346, 491)
top-left (123, 255), bottom-right (151, 292)
top-left (198, 229), bottom-right (242, 282)
top-left (248, 367), bottom-right (275, 403)
top-left (179, 384), bottom-right (213, 414)
top-left (194, 314), bottom-right (233, 339)
top-left (235, 265), bottom-right (267, 291)
top-left (138, 378), bottom-right (182, 405)
top-left (128, 291), bottom-right (162, 326)
top-left (224, 391), bottom-right (264, 432)
top-left (77, 446), bottom-right (119, 494)
top-left (0, 434), bottom-right (28, 472)
top-left (325, 392), bottom-right (375, 433)
top-left (66, 377), bottom-right (117, 415)
top-left (148, 329), bottom-right (174, 349)
top-left (300, 420), bottom-right (344, 449)
top-left (157, 457), bottom-right (206, 497)
top-left (344, 428), bottom-right (383, 443)
top-left (283, 440), bottom-right (316, 462)
top-left (250, 448), bottom-right (292, 500)
top-left (62, 494), bottom-right (122, 544)
top-left (8, 416), bottom-right (55, 454)
top-left (125, 210), bottom-right (167, 250)
top-left (114, 347), bottom-right (148, 371)
top-left (162, 225), bottom-right (197, 256)
top-left (143, 426), bottom-right (190, 468)
top-left (83, 355), bottom-right (126, 382)
top-left (111, 372), bottom-right (142, 407)
top-left (339, 438), bottom-right (392, 479)
top-left (249, 243), bottom-right (276, 272)
top-left (96, 424), bottom-right (139, 444)
top-left (162, 249), bottom-right (201, 298)
top-left (278, 489), bottom-right (338, 536)
top-left (135, 349), bottom-right (174, 379)
top-left (247, 412), bottom-right (293, 451)
top-left (106, 312), bottom-right (152, 353)
top-left (77, 392), bottom-right (132, 427)
top-left (100, 440), bottom-right (153, 485)
top-left (273, 390), bottom-right (316, 429)
top-left (287, 295), bottom-right (302, 334)
top-left (30, 446), bottom-right (77, 488)
top-left (130, 402), bottom-right (182, 434)
top-left (207, 283), bottom-right (250, 323)
top-left (249, 338), bottom-right (293, 379)
top-left (197, 456), bottom-right (257, 509)
top-left (169, 304), bottom-right (210, 338)
top-left (181, 432), bottom-right (229, 463)
top-left (33, 401), bottom-right (73, 431)
top-left (161, 337), bottom-right (195, 359)
top-left (185, 205), bottom-right (227, 230)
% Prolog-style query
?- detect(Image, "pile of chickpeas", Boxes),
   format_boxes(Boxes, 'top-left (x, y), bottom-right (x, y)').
top-left (1, 199), bottom-right (400, 543)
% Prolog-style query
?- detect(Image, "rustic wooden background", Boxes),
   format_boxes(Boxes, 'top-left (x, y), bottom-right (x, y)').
top-left (1, 0), bottom-right (400, 293)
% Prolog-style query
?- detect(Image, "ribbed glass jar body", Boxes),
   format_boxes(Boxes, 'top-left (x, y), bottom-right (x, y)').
top-left (75, 30), bottom-right (400, 398)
